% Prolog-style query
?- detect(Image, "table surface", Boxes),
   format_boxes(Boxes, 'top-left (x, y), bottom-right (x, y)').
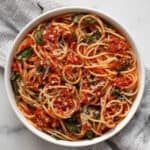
top-left (0, 0), bottom-right (150, 150)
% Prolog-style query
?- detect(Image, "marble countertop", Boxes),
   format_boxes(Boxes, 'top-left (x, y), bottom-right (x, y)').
top-left (0, 0), bottom-right (150, 150)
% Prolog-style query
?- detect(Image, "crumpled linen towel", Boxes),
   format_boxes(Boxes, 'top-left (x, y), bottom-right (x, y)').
top-left (0, 0), bottom-right (150, 149)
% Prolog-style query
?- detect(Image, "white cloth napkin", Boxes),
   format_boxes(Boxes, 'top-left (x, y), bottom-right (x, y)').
top-left (0, 0), bottom-right (149, 149)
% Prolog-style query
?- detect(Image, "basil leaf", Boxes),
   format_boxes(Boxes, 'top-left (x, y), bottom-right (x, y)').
top-left (65, 122), bottom-right (80, 133)
top-left (58, 36), bottom-right (64, 45)
top-left (37, 64), bottom-right (46, 73)
top-left (105, 22), bottom-right (113, 28)
top-left (93, 30), bottom-right (101, 40)
top-left (61, 77), bottom-right (66, 82)
top-left (11, 72), bottom-right (21, 96)
top-left (85, 130), bottom-right (94, 139)
top-left (89, 80), bottom-right (96, 85)
top-left (51, 135), bottom-right (61, 140)
top-left (80, 30), bottom-right (101, 44)
top-left (83, 105), bottom-right (91, 115)
top-left (16, 46), bottom-right (33, 61)
top-left (67, 117), bottom-right (76, 123)
top-left (10, 72), bottom-right (21, 81)
top-left (80, 35), bottom-right (88, 43)
top-left (116, 60), bottom-right (130, 71)
top-left (35, 30), bottom-right (43, 45)
top-left (11, 81), bottom-right (19, 96)
top-left (111, 88), bottom-right (122, 99)
top-left (73, 16), bottom-right (80, 25)
top-left (88, 30), bottom-right (101, 44)
top-left (71, 32), bottom-right (77, 42)
top-left (84, 17), bottom-right (96, 24)
top-left (75, 83), bottom-right (80, 90)
top-left (64, 114), bottom-right (80, 133)
top-left (93, 111), bottom-right (100, 120)
top-left (88, 36), bottom-right (95, 44)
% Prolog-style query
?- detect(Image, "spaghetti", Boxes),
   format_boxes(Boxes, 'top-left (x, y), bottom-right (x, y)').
top-left (11, 13), bottom-right (138, 140)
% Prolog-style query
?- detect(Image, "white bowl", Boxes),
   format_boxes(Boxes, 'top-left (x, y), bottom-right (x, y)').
top-left (3, 7), bottom-right (145, 147)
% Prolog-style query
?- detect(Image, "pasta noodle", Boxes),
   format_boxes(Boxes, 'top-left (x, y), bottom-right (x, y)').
top-left (10, 13), bottom-right (138, 140)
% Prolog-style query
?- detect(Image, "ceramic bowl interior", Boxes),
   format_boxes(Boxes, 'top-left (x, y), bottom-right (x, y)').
top-left (4, 7), bottom-right (145, 147)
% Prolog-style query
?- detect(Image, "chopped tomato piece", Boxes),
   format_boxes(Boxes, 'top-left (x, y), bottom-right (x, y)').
top-left (113, 77), bottom-right (132, 89)
top-left (81, 95), bottom-right (88, 104)
top-left (123, 103), bottom-right (128, 110)
top-left (71, 41), bottom-right (77, 50)
top-left (47, 75), bottom-right (60, 85)
top-left (95, 91), bottom-right (101, 97)
top-left (18, 36), bottom-right (34, 51)
top-left (34, 109), bottom-right (51, 128)
top-left (66, 52), bottom-right (82, 65)
top-left (43, 28), bottom-right (57, 42)
top-left (53, 89), bottom-right (74, 111)
top-left (43, 27), bottom-right (64, 43)
top-left (27, 81), bottom-right (40, 92)
top-left (19, 102), bottom-right (33, 115)
top-left (96, 68), bottom-right (105, 74)
top-left (119, 50), bottom-right (128, 55)
top-left (82, 123), bottom-right (91, 130)
top-left (54, 97), bottom-right (73, 111)
top-left (107, 96), bottom-right (114, 101)
top-left (109, 61), bottom-right (118, 69)
top-left (107, 36), bottom-right (129, 53)
top-left (34, 109), bottom-right (59, 128)
top-left (11, 59), bottom-right (19, 72)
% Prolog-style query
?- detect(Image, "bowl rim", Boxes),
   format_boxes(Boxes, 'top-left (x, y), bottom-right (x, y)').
top-left (4, 6), bottom-right (145, 147)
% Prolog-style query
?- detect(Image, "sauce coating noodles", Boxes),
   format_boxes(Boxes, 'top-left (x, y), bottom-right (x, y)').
top-left (11, 13), bottom-right (138, 140)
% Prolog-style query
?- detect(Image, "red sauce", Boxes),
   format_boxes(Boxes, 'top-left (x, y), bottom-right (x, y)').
top-left (43, 27), bottom-right (60, 42)
top-left (33, 109), bottom-right (59, 128)
top-left (54, 97), bottom-right (73, 111)
top-left (11, 59), bottom-right (19, 72)
top-left (113, 77), bottom-right (132, 89)
top-left (18, 36), bottom-right (34, 51)
top-left (82, 123), bottom-right (91, 130)
top-left (108, 36), bottom-right (129, 53)
top-left (95, 68), bottom-right (105, 74)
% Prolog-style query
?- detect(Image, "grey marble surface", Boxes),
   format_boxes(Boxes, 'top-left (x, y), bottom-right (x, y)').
top-left (0, 0), bottom-right (150, 150)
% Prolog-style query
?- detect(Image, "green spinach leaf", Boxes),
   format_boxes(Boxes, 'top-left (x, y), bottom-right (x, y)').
top-left (16, 46), bottom-right (33, 61)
